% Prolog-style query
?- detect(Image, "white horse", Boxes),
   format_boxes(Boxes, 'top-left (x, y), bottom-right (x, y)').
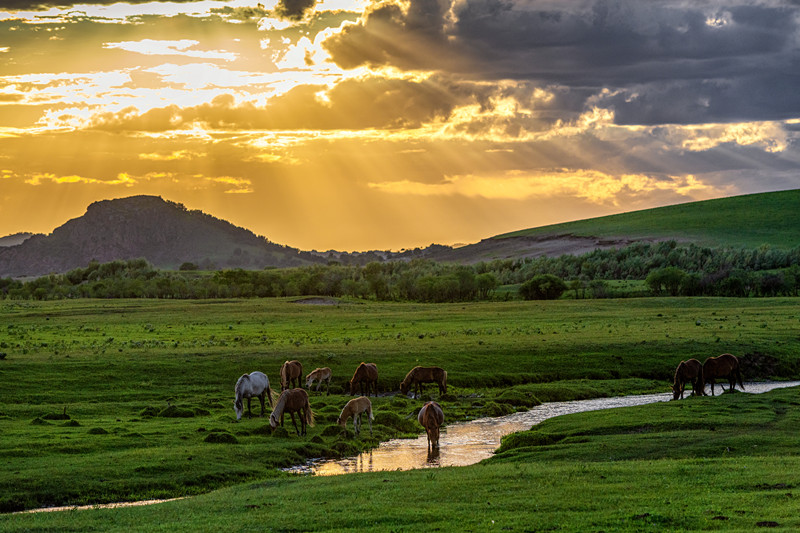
top-left (337, 396), bottom-right (373, 436)
top-left (305, 367), bottom-right (332, 395)
top-left (234, 371), bottom-right (274, 420)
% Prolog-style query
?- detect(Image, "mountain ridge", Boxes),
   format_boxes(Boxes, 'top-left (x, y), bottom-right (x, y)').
top-left (2, 189), bottom-right (799, 277)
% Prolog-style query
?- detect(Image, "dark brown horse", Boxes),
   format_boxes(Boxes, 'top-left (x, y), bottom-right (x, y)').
top-left (349, 362), bottom-right (378, 396)
top-left (701, 353), bottom-right (744, 396)
top-left (400, 366), bottom-right (447, 399)
top-left (418, 401), bottom-right (444, 450)
top-left (280, 360), bottom-right (303, 391)
top-left (672, 359), bottom-right (703, 400)
top-left (269, 388), bottom-right (314, 436)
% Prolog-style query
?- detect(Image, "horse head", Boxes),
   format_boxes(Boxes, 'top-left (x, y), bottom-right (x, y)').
top-left (399, 381), bottom-right (409, 395)
top-left (234, 398), bottom-right (244, 420)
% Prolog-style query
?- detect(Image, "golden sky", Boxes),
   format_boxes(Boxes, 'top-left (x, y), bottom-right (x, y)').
top-left (1, 0), bottom-right (799, 251)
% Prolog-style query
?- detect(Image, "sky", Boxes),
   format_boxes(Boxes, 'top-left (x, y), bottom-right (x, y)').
top-left (1, 0), bottom-right (799, 252)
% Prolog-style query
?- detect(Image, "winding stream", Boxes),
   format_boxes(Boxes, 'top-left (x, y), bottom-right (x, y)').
top-left (19, 381), bottom-right (799, 514)
top-left (286, 381), bottom-right (800, 476)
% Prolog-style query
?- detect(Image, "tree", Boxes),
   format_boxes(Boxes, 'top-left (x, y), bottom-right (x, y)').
top-left (519, 274), bottom-right (567, 300)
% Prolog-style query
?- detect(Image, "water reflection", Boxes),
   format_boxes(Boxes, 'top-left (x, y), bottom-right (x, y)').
top-left (288, 381), bottom-right (800, 476)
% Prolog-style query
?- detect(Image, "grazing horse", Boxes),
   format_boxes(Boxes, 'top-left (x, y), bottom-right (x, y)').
top-left (233, 371), bottom-right (274, 420)
top-left (337, 396), bottom-right (373, 436)
top-left (672, 359), bottom-right (703, 400)
top-left (701, 353), bottom-right (744, 396)
top-left (418, 401), bottom-right (444, 450)
top-left (400, 366), bottom-right (447, 399)
top-left (349, 362), bottom-right (378, 396)
top-left (280, 360), bottom-right (303, 391)
top-left (269, 388), bottom-right (314, 436)
top-left (305, 367), bottom-right (332, 395)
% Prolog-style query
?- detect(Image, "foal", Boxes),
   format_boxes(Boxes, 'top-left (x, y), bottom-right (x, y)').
top-left (337, 396), bottom-right (373, 436)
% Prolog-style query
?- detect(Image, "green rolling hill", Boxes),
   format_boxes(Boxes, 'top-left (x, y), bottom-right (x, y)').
top-left (497, 189), bottom-right (800, 250)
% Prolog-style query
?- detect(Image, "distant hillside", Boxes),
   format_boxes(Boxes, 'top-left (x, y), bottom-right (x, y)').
top-left (0, 196), bottom-right (323, 277)
top-left (426, 189), bottom-right (800, 263)
top-left (0, 233), bottom-right (32, 248)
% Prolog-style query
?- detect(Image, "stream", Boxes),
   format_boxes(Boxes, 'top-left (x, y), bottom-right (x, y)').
top-left (286, 381), bottom-right (800, 476)
top-left (18, 381), bottom-right (800, 514)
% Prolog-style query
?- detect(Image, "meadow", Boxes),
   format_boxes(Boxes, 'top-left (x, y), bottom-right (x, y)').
top-left (1, 297), bottom-right (799, 527)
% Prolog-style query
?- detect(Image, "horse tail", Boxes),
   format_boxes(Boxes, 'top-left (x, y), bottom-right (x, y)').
top-left (442, 370), bottom-right (448, 394)
top-left (736, 365), bottom-right (744, 390)
top-left (305, 398), bottom-right (315, 427)
top-left (368, 402), bottom-right (374, 421)
top-left (266, 385), bottom-right (276, 408)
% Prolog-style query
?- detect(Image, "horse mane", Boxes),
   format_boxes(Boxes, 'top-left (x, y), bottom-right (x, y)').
top-left (270, 389), bottom-right (289, 424)
top-left (234, 373), bottom-right (250, 399)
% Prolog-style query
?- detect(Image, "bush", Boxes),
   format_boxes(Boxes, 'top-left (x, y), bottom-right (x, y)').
top-left (519, 274), bottom-right (567, 300)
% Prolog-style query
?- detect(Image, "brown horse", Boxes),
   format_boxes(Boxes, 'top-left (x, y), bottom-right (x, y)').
top-left (672, 359), bottom-right (703, 400)
top-left (400, 366), bottom-right (447, 399)
top-left (280, 360), bottom-right (303, 391)
top-left (418, 401), bottom-right (444, 450)
top-left (337, 396), bottom-right (373, 436)
top-left (269, 388), bottom-right (314, 436)
top-left (305, 367), bottom-right (332, 395)
top-left (701, 353), bottom-right (744, 396)
top-left (349, 362), bottom-right (378, 396)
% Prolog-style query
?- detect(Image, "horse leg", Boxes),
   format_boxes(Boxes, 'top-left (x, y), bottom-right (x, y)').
top-left (355, 413), bottom-right (360, 436)
top-left (289, 412), bottom-right (300, 436)
top-left (258, 393), bottom-right (266, 417)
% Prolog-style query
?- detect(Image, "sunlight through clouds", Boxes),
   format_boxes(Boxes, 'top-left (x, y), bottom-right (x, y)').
top-left (368, 170), bottom-right (719, 206)
top-left (0, 0), bottom-right (798, 249)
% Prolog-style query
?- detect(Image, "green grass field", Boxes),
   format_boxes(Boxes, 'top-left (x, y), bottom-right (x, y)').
top-left (499, 188), bottom-right (800, 249)
top-left (1, 297), bottom-right (800, 528)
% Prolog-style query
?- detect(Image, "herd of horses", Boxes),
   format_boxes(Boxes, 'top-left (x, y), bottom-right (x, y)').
top-left (234, 361), bottom-right (446, 449)
top-left (672, 353), bottom-right (745, 400)
top-left (234, 352), bottom-right (742, 449)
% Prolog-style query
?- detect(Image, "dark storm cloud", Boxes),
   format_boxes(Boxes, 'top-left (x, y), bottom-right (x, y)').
top-left (273, 0), bottom-right (317, 21)
top-left (323, 0), bottom-right (800, 125)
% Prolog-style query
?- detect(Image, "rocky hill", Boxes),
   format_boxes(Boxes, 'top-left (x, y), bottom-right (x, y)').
top-left (0, 196), bottom-right (323, 277)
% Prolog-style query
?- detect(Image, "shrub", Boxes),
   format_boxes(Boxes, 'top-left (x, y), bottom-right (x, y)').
top-left (519, 274), bottom-right (567, 300)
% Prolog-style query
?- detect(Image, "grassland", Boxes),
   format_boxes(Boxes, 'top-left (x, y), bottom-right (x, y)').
top-left (498, 188), bottom-right (800, 250)
top-left (1, 297), bottom-right (800, 527)
top-left (4, 387), bottom-right (800, 532)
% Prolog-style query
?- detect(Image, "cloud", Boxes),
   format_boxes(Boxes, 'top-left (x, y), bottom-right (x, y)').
top-left (103, 40), bottom-right (237, 62)
top-left (75, 75), bottom-right (491, 132)
top-left (1, 0), bottom-right (199, 9)
top-left (368, 169), bottom-right (721, 205)
top-left (273, 0), bottom-right (318, 21)
top-left (323, 0), bottom-right (800, 125)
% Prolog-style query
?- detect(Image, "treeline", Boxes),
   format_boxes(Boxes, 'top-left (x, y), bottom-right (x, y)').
top-left (2, 240), bottom-right (800, 301)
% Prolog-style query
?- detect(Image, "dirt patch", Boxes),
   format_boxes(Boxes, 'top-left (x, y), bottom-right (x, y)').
top-left (429, 234), bottom-right (679, 263)
top-left (290, 297), bottom-right (339, 305)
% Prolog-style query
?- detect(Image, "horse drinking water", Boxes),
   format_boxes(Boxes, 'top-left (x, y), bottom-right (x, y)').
top-left (269, 388), bottom-right (314, 436)
top-left (280, 360), bottom-right (303, 391)
top-left (349, 362), bottom-right (378, 396)
top-left (701, 353), bottom-right (744, 396)
top-left (305, 367), bottom-right (332, 395)
top-left (337, 396), bottom-right (373, 436)
top-left (672, 359), bottom-right (703, 400)
top-left (400, 366), bottom-right (447, 399)
top-left (418, 401), bottom-right (444, 450)
top-left (233, 371), bottom-right (274, 420)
